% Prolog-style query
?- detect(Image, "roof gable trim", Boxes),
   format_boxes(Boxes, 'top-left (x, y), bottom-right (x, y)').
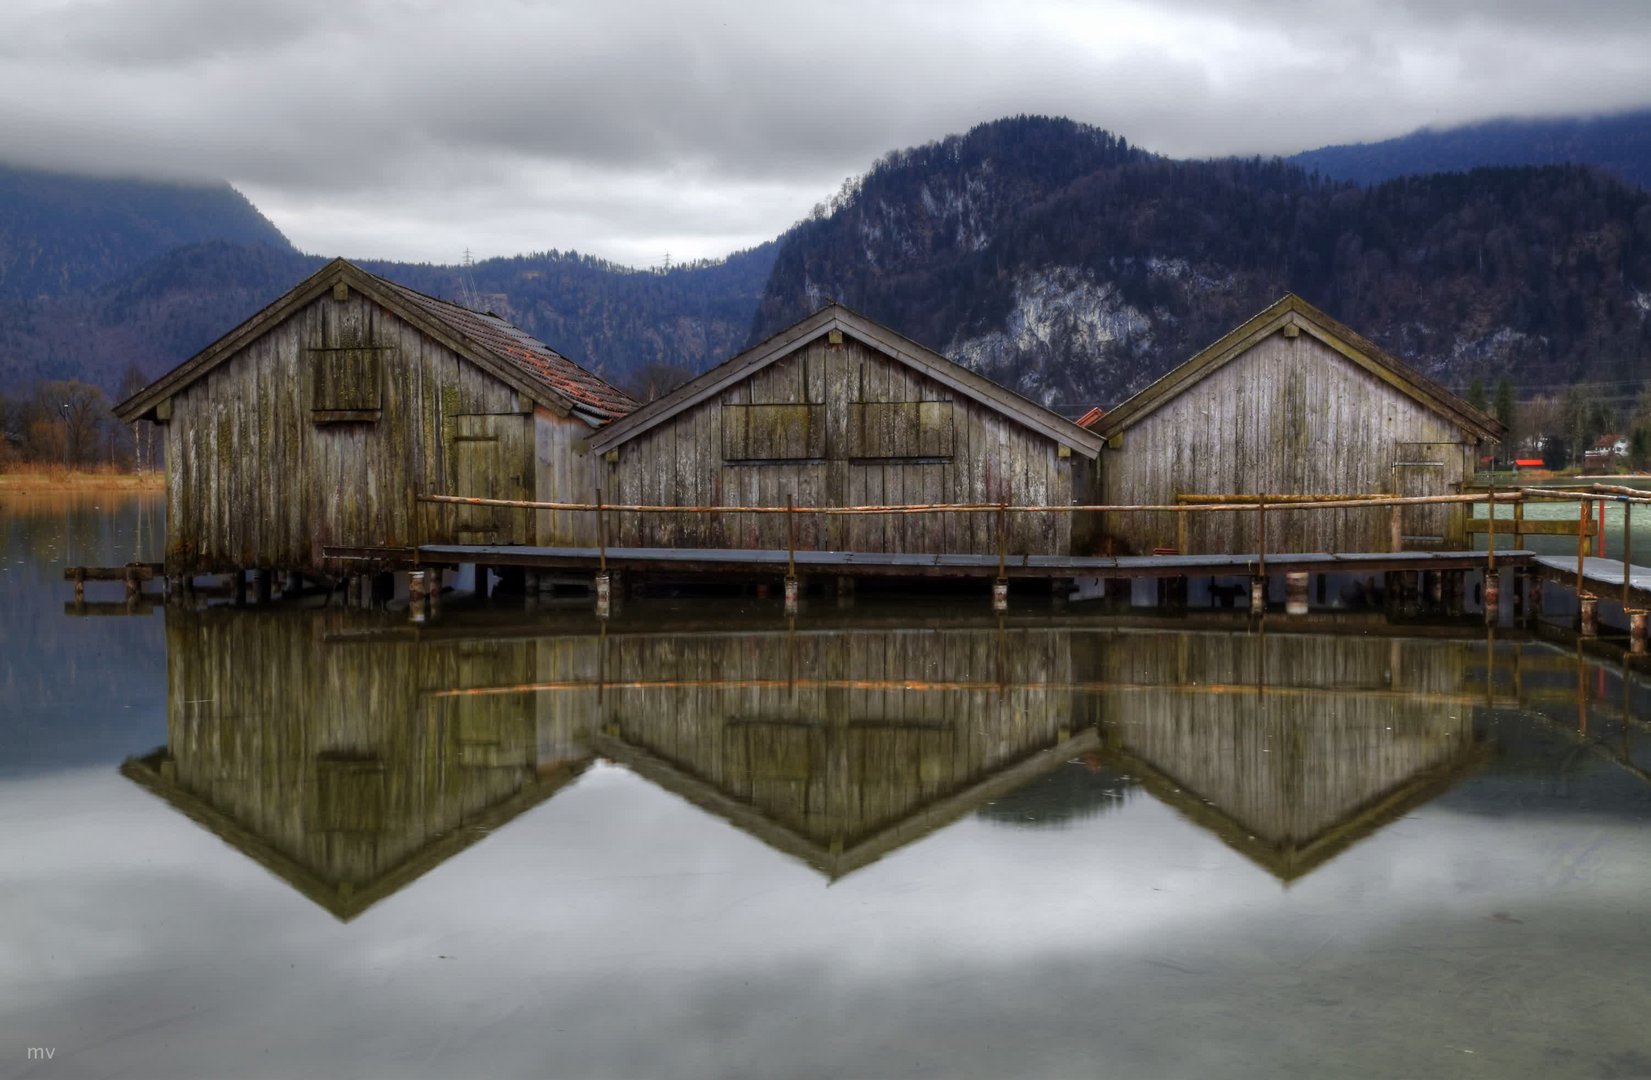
top-left (114, 258), bottom-right (583, 423)
top-left (590, 305), bottom-right (1104, 458)
top-left (1096, 295), bottom-right (1503, 443)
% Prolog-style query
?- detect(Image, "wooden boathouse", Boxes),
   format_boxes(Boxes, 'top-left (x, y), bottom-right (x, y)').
top-left (112, 257), bottom-right (637, 579)
top-left (1092, 294), bottom-right (1504, 555)
top-left (587, 304), bottom-right (1105, 556)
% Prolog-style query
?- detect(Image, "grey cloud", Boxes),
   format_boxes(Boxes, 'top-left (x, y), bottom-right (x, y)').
top-left (0, 0), bottom-right (1647, 262)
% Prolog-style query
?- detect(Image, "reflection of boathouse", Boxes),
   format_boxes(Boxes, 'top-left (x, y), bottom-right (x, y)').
top-left (1093, 630), bottom-right (1493, 880)
top-left (580, 624), bottom-right (1101, 877)
top-left (123, 611), bottom-right (591, 920)
top-left (124, 610), bottom-right (1503, 915)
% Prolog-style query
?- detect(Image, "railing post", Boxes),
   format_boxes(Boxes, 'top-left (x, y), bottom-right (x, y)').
top-left (994, 503), bottom-right (1008, 611)
top-left (1485, 483), bottom-right (1496, 571)
top-left (1623, 499), bottom-right (1632, 608)
top-left (1483, 487), bottom-right (1499, 622)
top-left (1576, 498), bottom-right (1588, 598)
top-left (785, 494), bottom-right (798, 616)
top-left (595, 487), bottom-right (610, 618)
top-left (1256, 496), bottom-right (1266, 576)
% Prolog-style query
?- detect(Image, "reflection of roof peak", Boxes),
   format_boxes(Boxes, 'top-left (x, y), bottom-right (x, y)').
top-left (1109, 742), bottom-right (1495, 884)
top-left (122, 751), bottom-right (591, 922)
top-left (596, 729), bottom-right (1103, 881)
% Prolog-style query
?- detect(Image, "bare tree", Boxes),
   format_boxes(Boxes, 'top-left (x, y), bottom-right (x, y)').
top-left (32, 380), bottom-right (108, 467)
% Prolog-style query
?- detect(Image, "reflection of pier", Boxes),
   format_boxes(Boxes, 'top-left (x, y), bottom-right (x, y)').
top-left (125, 610), bottom-right (1602, 916)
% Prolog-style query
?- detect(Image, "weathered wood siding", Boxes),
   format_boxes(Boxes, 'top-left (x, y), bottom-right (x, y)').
top-left (535, 406), bottom-right (599, 546)
top-left (602, 335), bottom-right (1077, 555)
top-left (1100, 331), bottom-right (1479, 554)
top-left (160, 288), bottom-right (588, 572)
top-left (138, 610), bottom-right (585, 913)
top-left (1095, 631), bottom-right (1480, 873)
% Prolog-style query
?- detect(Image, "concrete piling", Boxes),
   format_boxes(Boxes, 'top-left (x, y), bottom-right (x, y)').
top-left (1284, 571), bottom-right (1309, 616)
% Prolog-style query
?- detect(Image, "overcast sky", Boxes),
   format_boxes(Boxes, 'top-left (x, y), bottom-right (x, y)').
top-left (2, 0), bottom-right (1649, 267)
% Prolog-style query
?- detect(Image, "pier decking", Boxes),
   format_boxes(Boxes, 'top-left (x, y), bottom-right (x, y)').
top-left (410, 542), bottom-right (1535, 580)
top-left (1533, 555), bottom-right (1651, 598)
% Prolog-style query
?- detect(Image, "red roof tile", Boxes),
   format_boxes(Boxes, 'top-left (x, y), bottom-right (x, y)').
top-left (378, 277), bottom-right (639, 421)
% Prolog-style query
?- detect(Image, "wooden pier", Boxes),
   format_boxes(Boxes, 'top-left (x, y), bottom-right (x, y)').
top-left (413, 541), bottom-right (1533, 581)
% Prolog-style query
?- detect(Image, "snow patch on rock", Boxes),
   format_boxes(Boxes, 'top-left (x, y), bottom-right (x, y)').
top-left (949, 267), bottom-right (1153, 406)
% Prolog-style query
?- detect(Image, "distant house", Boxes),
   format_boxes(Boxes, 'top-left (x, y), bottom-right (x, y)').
top-left (114, 258), bottom-right (636, 576)
top-left (591, 304), bottom-right (1104, 556)
top-left (1584, 433), bottom-right (1625, 474)
top-left (1091, 294), bottom-right (1504, 554)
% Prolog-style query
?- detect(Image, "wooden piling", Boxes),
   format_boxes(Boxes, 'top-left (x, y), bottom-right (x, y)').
top-left (1631, 610), bottom-right (1648, 654)
top-left (407, 569), bottom-right (428, 623)
top-left (1250, 576), bottom-right (1266, 614)
top-left (1579, 593), bottom-right (1598, 638)
top-left (254, 569), bottom-right (272, 605)
top-left (595, 572), bottom-right (611, 618)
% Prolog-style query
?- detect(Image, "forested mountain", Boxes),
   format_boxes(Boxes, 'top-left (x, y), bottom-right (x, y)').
top-left (0, 238), bottom-right (775, 397)
top-left (0, 164), bottom-right (292, 302)
top-left (1290, 109), bottom-right (1651, 190)
top-left (755, 117), bottom-right (1651, 408)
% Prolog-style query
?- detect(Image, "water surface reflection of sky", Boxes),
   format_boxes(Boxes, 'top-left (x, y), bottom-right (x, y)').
top-left (1, 496), bottom-right (1649, 1080)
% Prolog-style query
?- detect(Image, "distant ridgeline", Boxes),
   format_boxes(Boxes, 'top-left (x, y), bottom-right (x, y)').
top-left (3, 111), bottom-right (1651, 407)
top-left (1288, 108), bottom-right (1651, 190)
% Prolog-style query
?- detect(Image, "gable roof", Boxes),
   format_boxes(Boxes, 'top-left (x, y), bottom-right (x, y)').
top-left (1094, 293), bottom-right (1504, 444)
top-left (114, 257), bottom-right (638, 425)
top-left (589, 303), bottom-right (1105, 458)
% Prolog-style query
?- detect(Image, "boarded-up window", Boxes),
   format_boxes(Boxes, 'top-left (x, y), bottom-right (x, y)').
top-left (722, 403), bottom-right (826, 461)
top-left (307, 347), bottom-right (389, 421)
top-left (849, 400), bottom-right (954, 459)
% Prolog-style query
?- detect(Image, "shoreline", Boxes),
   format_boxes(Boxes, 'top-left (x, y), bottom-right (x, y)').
top-left (0, 469), bottom-right (164, 495)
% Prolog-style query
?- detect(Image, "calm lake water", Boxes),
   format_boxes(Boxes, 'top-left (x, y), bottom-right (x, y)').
top-left (2, 496), bottom-right (1650, 1080)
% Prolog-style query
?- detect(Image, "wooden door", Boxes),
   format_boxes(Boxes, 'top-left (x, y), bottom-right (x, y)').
top-left (1392, 442), bottom-right (1457, 549)
top-left (450, 413), bottom-right (531, 545)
